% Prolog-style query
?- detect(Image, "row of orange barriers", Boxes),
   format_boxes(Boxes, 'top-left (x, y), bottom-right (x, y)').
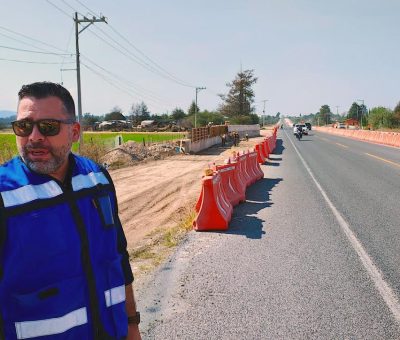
top-left (193, 128), bottom-right (278, 231)
top-left (316, 127), bottom-right (400, 148)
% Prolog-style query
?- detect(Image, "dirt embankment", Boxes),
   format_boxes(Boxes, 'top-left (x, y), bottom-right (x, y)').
top-left (107, 131), bottom-right (271, 273)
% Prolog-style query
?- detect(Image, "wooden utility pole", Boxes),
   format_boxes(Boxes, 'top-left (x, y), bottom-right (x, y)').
top-left (74, 12), bottom-right (107, 151)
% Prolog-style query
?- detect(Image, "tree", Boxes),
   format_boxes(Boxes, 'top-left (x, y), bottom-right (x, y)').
top-left (171, 107), bottom-right (186, 122)
top-left (393, 101), bottom-right (400, 127)
top-left (347, 102), bottom-right (359, 120)
top-left (130, 101), bottom-right (151, 125)
top-left (368, 107), bottom-right (394, 129)
top-left (104, 106), bottom-right (126, 121)
top-left (81, 113), bottom-right (102, 128)
top-left (187, 110), bottom-right (225, 127)
top-left (219, 69), bottom-right (257, 118)
top-left (316, 105), bottom-right (332, 125)
top-left (187, 101), bottom-right (199, 116)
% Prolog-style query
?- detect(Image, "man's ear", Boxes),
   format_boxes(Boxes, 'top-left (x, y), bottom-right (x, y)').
top-left (72, 122), bottom-right (81, 142)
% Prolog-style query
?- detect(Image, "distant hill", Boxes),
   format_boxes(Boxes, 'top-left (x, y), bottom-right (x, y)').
top-left (0, 110), bottom-right (16, 119)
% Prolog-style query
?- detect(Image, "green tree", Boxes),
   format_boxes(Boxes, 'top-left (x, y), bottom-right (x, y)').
top-left (347, 102), bottom-right (359, 120)
top-left (316, 105), bottom-right (332, 125)
top-left (104, 106), bottom-right (126, 121)
top-left (393, 101), bottom-right (400, 127)
top-left (187, 101), bottom-right (199, 116)
top-left (130, 102), bottom-right (151, 125)
top-left (368, 107), bottom-right (394, 129)
top-left (197, 110), bottom-right (225, 126)
top-left (219, 69), bottom-right (257, 118)
top-left (171, 107), bottom-right (186, 122)
top-left (81, 113), bottom-right (102, 128)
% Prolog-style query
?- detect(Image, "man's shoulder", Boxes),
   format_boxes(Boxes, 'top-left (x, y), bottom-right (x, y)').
top-left (71, 153), bottom-right (112, 183)
top-left (0, 157), bottom-right (23, 177)
top-left (0, 157), bottom-right (28, 191)
top-left (72, 154), bottom-right (104, 173)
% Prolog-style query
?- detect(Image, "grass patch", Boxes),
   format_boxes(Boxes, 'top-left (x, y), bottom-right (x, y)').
top-left (129, 206), bottom-right (196, 276)
top-left (0, 131), bottom-right (185, 164)
top-left (0, 135), bottom-right (17, 164)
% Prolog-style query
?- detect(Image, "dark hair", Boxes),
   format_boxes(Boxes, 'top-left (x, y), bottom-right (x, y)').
top-left (18, 82), bottom-right (76, 119)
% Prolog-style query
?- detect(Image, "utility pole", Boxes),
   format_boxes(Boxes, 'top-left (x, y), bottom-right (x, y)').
top-left (194, 87), bottom-right (206, 128)
top-left (261, 99), bottom-right (268, 127)
top-left (74, 12), bottom-right (107, 150)
top-left (357, 99), bottom-right (364, 128)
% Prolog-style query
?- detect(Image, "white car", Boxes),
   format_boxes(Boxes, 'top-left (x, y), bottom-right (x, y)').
top-left (293, 124), bottom-right (308, 135)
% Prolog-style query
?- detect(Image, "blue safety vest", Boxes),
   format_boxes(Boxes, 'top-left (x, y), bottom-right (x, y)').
top-left (0, 155), bottom-right (127, 339)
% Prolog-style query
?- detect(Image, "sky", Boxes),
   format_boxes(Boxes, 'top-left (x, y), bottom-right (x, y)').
top-left (1, 0), bottom-right (399, 117)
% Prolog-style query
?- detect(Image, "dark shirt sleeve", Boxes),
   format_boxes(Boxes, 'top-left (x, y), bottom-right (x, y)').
top-left (115, 213), bottom-right (134, 285)
top-left (101, 167), bottom-right (134, 285)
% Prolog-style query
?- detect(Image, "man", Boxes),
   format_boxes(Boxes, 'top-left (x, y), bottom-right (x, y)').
top-left (0, 82), bottom-right (141, 339)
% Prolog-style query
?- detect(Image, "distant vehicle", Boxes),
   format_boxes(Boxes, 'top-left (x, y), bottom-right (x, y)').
top-left (305, 122), bottom-right (311, 131)
top-left (337, 123), bottom-right (346, 129)
top-left (293, 124), bottom-right (308, 135)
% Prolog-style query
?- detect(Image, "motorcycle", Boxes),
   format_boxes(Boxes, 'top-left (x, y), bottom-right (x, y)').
top-left (295, 129), bottom-right (302, 140)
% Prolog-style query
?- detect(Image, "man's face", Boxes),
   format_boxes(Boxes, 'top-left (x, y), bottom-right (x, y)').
top-left (16, 96), bottom-right (80, 180)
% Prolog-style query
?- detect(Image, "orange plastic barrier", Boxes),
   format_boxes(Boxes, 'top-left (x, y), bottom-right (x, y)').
top-left (244, 151), bottom-right (258, 185)
top-left (255, 144), bottom-right (266, 164)
top-left (393, 134), bottom-right (400, 147)
top-left (264, 138), bottom-right (271, 156)
top-left (249, 150), bottom-right (264, 180)
top-left (261, 139), bottom-right (269, 160)
top-left (267, 135), bottom-right (276, 153)
top-left (237, 152), bottom-right (253, 187)
top-left (193, 172), bottom-right (232, 231)
top-left (214, 163), bottom-right (242, 206)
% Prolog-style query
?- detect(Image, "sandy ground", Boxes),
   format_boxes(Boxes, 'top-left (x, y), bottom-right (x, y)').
top-left (109, 130), bottom-right (272, 255)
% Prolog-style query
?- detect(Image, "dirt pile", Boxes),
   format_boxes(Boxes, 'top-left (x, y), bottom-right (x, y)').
top-left (101, 141), bottom-right (177, 168)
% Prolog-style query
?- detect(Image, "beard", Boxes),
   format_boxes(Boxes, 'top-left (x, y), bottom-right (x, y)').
top-left (19, 142), bottom-right (72, 175)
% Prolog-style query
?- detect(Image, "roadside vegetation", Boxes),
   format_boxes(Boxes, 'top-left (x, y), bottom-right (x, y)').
top-left (0, 131), bottom-right (185, 165)
top-left (129, 205), bottom-right (196, 276)
top-left (289, 101), bottom-right (400, 131)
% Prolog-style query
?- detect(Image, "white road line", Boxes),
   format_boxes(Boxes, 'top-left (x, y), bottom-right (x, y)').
top-left (335, 143), bottom-right (349, 148)
top-left (285, 130), bottom-right (400, 324)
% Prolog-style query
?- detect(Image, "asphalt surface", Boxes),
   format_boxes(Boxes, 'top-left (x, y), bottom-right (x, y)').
top-left (136, 128), bottom-right (400, 339)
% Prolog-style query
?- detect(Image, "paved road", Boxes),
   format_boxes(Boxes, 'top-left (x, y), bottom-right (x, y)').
top-left (136, 128), bottom-right (400, 339)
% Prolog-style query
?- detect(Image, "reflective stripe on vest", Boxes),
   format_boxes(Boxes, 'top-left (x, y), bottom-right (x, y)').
top-left (1, 181), bottom-right (62, 208)
top-left (104, 284), bottom-right (126, 307)
top-left (14, 307), bottom-right (87, 339)
top-left (72, 172), bottom-right (109, 192)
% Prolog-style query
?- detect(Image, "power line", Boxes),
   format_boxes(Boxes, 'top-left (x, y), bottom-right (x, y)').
top-left (45, 1), bottom-right (192, 110)
top-left (47, 0), bottom-right (197, 90)
top-left (73, 0), bottom-right (194, 88)
top-left (0, 26), bottom-right (70, 53)
top-left (0, 57), bottom-right (74, 64)
top-left (80, 62), bottom-right (166, 111)
top-left (0, 45), bottom-right (73, 56)
top-left (60, 23), bottom-right (76, 70)
top-left (74, 0), bottom-right (99, 16)
top-left (89, 25), bottom-right (194, 88)
top-left (45, 0), bottom-right (73, 18)
top-left (60, 0), bottom-right (83, 15)
top-left (0, 17), bottom-right (172, 108)
top-left (81, 55), bottom-right (171, 104)
top-left (107, 24), bottom-right (195, 88)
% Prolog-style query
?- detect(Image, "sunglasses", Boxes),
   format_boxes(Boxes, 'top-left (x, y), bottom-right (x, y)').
top-left (12, 118), bottom-right (76, 137)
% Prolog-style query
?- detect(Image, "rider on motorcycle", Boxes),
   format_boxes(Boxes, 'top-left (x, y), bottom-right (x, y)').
top-left (295, 125), bottom-right (303, 139)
